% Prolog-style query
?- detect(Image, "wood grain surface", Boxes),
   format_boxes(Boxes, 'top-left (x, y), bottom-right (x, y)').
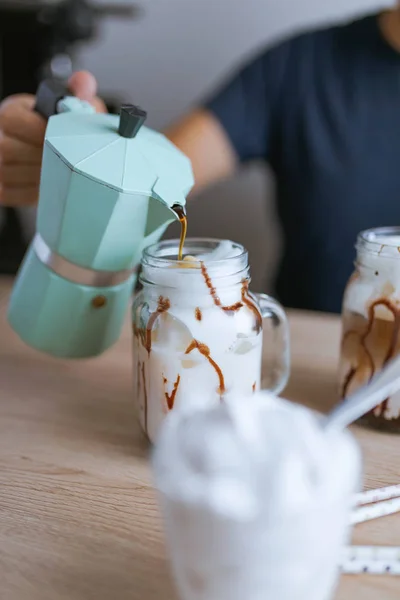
top-left (0, 280), bottom-right (398, 599)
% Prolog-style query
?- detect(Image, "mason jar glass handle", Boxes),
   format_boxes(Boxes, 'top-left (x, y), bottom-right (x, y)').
top-left (252, 292), bottom-right (290, 395)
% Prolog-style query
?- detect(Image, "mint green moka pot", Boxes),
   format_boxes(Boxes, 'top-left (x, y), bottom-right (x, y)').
top-left (8, 80), bottom-right (194, 358)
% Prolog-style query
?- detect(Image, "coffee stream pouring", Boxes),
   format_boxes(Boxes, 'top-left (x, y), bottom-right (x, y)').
top-left (8, 79), bottom-right (194, 358)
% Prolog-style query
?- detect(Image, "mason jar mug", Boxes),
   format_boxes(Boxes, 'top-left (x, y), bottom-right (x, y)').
top-left (339, 227), bottom-right (400, 432)
top-left (132, 238), bottom-right (290, 442)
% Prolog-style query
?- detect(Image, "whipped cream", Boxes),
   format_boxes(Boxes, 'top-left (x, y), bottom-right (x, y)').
top-left (153, 392), bottom-right (361, 600)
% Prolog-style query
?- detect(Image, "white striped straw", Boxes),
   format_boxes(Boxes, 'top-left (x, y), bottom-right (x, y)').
top-left (351, 497), bottom-right (400, 524)
top-left (354, 485), bottom-right (400, 507)
top-left (341, 546), bottom-right (400, 575)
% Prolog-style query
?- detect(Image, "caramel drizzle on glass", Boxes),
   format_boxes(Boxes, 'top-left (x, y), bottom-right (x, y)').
top-left (200, 262), bottom-right (262, 329)
top-left (241, 279), bottom-right (263, 330)
top-left (163, 374), bottom-right (181, 410)
top-left (342, 298), bottom-right (400, 417)
top-left (141, 362), bottom-right (148, 434)
top-left (378, 245), bottom-right (400, 256)
top-left (133, 323), bottom-right (141, 340)
top-left (341, 366), bottom-right (357, 400)
top-left (185, 339), bottom-right (225, 396)
top-left (136, 358), bottom-right (142, 399)
top-left (200, 262), bottom-right (243, 313)
top-left (145, 296), bottom-right (171, 354)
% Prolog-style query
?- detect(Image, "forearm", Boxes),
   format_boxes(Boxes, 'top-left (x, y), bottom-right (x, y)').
top-left (163, 108), bottom-right (237, 195)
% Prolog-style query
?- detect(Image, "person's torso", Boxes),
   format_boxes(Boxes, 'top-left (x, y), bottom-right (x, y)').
top-left (270, 14), bottom-right (400, 313)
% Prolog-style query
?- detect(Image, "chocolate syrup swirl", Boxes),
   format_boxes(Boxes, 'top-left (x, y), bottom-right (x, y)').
top-left (185, 340), bottom-right (226, 396)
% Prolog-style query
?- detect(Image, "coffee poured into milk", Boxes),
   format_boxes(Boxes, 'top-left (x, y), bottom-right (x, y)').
top-left (171, 204), bottom-right (188, 261)
top-left (133, 207), bottom-right (290, 443)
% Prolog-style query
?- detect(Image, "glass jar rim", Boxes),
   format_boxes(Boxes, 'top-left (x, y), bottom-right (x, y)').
top-left (142, 237), bottom-right (248, 268)
top-left (357, 226), bottom-right (400, 258)
top-left (140, 238), bottom-right (250, 288)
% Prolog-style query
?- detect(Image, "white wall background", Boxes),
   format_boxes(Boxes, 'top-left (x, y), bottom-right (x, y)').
top-left (78, 0), bottom-right (392, 291)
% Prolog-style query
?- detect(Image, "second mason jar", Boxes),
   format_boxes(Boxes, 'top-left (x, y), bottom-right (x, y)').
top-left (339, 226), bottom-right (400, 432)
top-left (132, 238), bottom-right (290, 443)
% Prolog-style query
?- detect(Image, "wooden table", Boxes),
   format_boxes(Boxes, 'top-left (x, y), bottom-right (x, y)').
top-left (0, 279), bottom-right (398, 600)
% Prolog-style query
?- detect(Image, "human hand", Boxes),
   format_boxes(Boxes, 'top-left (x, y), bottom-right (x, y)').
top-left (0, 71), bottom-right (107, 206)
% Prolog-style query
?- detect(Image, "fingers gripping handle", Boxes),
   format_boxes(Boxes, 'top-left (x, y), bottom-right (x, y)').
top-left (253, 293), bottom-right (290, 395)
top-left (34, 79), bottom-right (71, 120)
top-left (34, 78), bottom-right (96, 120)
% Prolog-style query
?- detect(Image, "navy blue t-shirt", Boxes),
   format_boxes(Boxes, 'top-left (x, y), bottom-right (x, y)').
top-left (205, 13), bottom-right (400, 313)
